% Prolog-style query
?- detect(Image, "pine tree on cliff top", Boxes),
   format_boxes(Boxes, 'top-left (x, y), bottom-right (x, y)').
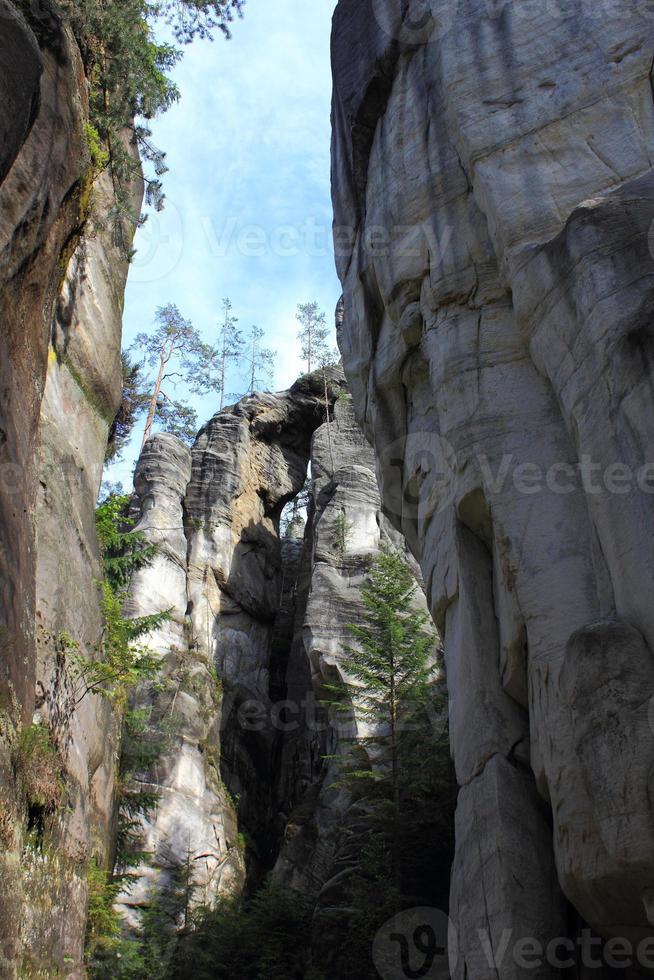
top-left (296, 301), bottom-right (329, 374)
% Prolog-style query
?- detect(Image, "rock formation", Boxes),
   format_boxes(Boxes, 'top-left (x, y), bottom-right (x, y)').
top-left (0, 2), bottom-right (140, 974)
top-left (121, 376), bottom-right (338, 913)
top-left (121, 375), bottom-right (451, 976)
top-left (331, 0), bottom-right (654, 973)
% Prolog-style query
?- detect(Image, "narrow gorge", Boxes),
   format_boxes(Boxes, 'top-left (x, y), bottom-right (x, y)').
top-left (1, 0), bottom-right (654, 978)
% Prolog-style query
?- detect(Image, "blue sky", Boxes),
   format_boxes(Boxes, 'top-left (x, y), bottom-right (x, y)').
top-left (108, 0), bottom-right (340, 487)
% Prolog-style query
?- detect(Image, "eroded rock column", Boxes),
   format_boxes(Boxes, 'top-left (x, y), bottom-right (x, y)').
top-left (331, 0), bottom-right (654, 971)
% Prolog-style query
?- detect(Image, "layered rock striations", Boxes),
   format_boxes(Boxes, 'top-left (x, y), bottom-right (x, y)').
top-left (122, 377), bottom-right (339, 912)
top-left (0, 3), bottom-right (140, 974)
top-left (122, 376), bottom-right (451, 970)
top-left (331, 0), bottom-right (654, 973)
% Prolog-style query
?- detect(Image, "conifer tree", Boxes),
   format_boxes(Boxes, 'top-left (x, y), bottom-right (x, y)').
top-left (193, 298), bottom-right (244, 410)
top-left (296, 301), bottom-right (329, 374)
top-left (327, 549), bottom-right (451, 888)
top-left (242, 325), bottom-right (276, 395)
top-left (131, 304), bottom-right (205, 446)
top-left (106, 353), bottom-right (151, 462)
top-left (322, 549), bottom-right (455, 978)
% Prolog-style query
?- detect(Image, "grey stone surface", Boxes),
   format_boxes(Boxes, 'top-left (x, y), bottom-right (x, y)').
top-left (331, 0), bottom-right (654, 967)
top-left (0, 1), bottom-right (42, 183)
top-left (121, 378), bottom-right (335, 912)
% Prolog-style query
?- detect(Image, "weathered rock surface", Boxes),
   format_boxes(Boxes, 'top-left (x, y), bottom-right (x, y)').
top-left (123, 376), bottom-right (452, 972)
top-left (331, 0), bottom-right (654, 971)
top-left (122, 377), bottom-right (336, 910)
top-left (272, 392), bottom-right (451, 980)
top-left (0, 3), bottom-right (140, 974)
top-left (118, 432), bottom-right (246, 921)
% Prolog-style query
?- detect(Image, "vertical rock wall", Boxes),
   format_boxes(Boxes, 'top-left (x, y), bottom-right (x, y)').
top-left (0, 3), bottom-right (141, 974)
top-left (331, 0), bottom-right (654, 973)
top-left (123, 375), bottom-right (452, 968)
top-left (122, 378), bottom-right (333, 913)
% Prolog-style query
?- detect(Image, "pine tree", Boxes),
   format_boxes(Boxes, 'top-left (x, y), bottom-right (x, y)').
top-left (327, 549), bottom-right (445, 887)
top-left (322, 549), bottom-right (456, 978)
top-left (193, 299), bottom-right (245, 410)
top-left (105, 353), bottom-right (151, 463)
top-left (242, 325), bottom-right (276, 396)
top-left (130, 303), bottom-right (204, 447)
top-left (216, 298), bottom-right (244, 409)
top-left (296, 301), bottom-right (329, 374)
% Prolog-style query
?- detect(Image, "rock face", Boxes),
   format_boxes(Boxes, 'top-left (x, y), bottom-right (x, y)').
top-left (331, 0), bottom-right (654, 972)
top-left (123, 377), bottom-right (452, 972)
top-left (122, 378), bottom-right (336, 912)
top-left (0, 3), bottom-right (140, 975)
top-left (271, 391), bottom-right (442, 881)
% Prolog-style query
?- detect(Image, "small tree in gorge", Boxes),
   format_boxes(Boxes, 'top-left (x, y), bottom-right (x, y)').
top-left (321, 549), bottom-right (456, 979)
top-left (297, 301), bottom-right (329, 374)
top-left (327, 549), bottom-right (440, 885)
top-left (130, 304), bottom-right (204, 447)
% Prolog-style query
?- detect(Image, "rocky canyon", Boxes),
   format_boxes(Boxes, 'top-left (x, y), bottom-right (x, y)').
top-left (0, 0), bottom-right (654, 978)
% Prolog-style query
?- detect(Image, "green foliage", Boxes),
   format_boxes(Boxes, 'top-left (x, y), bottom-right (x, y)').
top-left (56, 0), bottom-right (244, 245)
top-left (85, 122), bottom-right (110, 175)
top-left (296, 301), bottom-right (329, 374)
top-left (332, 510), bottom-right (353, 556)
top-left (280, 476), bottom-right (311, 538)
top-left (13, 724), bottom-right (64, 813)
top-left (106, 354), bottom-right (151, 462)
top-left (192, 297), bottom-right (245, 409)
top-left (168, 881), bottom-right (315, 979)
top-left (72, 582), bottom-right (167, 708)
top-left (67, 494), bottom-right (169, 709)
top-left (237, 324), bottom-right (276, 397)
top-left (86, 859), bottom-right (146, 978)
top-left (130, 303), bottom-right (205, 444)
top-left (95, 493), bottom-right (158, 590)
top-left (322, 548), bottom-right (456, 975)
top-left (153, 396), bottom-right (198, 443)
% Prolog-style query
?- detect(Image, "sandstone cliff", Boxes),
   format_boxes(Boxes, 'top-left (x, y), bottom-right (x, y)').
top-left (121, 376), bottom-right (339, 916)
top-left (331, 0), bottom-right (654, 974)
top-left (121, 375), bottom-right (452, 975)
top-left (0, 2), bottom-right (140, 974)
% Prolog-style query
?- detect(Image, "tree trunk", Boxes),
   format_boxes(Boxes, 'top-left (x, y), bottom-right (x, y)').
top-left (323, 370), bottom-right (336, 476)
top-left (142, 347), bottom-right (168, 447)
top-left (389, 659), bottom-right (401, 893)
top-left (220, 345), bottom-right (226, 410)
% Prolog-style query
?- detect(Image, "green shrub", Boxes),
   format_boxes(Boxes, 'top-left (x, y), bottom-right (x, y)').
top-left (14, 724), bottom-right (64, 814)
